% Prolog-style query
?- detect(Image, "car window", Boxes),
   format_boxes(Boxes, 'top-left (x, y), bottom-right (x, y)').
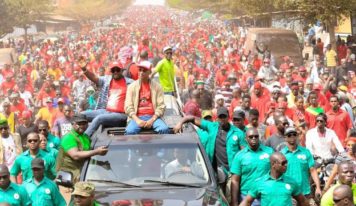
top-left (85, 144), bottom-right (210, 186)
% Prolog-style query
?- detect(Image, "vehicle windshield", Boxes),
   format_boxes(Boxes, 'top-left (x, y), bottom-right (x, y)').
top-left (85, 143), bottom-right (210, 187)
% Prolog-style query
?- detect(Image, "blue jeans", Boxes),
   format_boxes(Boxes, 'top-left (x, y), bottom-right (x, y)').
top-left (125, 115), bottom-right (170, 135)
top-left (240, 194), bottom-right (261, 206)
top-left (82, 109), bottom-right (127, 136)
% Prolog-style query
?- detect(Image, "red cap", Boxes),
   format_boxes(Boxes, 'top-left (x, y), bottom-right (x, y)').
top-left (58, 98), bottom-right (64, 103)
top-left (298, 66), bottom-right (306, 72)
top-left (22, 110), bottom-right (32, 119)
top-left (254, 82), bottom-right (262, 89)
top-left (313, 84), bottom-right (323, 91)
top-left (109, 61), bottom-right (123, 70)
top-left (137, 60), bottom-right (152, 70)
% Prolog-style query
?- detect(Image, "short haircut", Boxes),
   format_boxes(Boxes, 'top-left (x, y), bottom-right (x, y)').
top-left (249, 109), bottom-right (259, 117)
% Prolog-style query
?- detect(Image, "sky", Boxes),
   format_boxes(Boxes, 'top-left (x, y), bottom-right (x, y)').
top-left (134, 0), bottom-right (165, 6)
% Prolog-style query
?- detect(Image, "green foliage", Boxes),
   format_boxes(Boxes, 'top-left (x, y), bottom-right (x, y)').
top-left (56, 0), bottom-right (132, 23)
top-left (0, 1), bottom-right (14, 37)
top-left (4, 0), bottom-right (53, 28)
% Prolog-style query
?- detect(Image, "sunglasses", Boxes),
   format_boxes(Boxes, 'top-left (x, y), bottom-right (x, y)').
top-left (0, 175), bottom-right (9, 179)
top-left (248, 135), bottom-right (259, 139)
top-left (279, 160), bottom-right (288, 166)
top-left (218, 115), bottom-right (228, 119)
top-left (28, 139), bottom-right (39, 143)
top-left (165, 52), bottom-right (173, 55)
top-left (286, 132), bottom-right (297, 137)
top-left (38, 129), bottom-right (47, 132)
top-left (333, 197), bottom-right (344, 204)
top-left (0, 127), bottom-right (9, 130)
top-left (233, 118), bottom-right (243, 122)
top-left (316, 119), bottom-right (324, 123)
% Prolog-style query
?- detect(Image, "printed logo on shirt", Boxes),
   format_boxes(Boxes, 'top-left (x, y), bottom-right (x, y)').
top-left (297, 154), bottom-right (306, 160)
top-left (45, 188), bottom-right (51, 194)
top-left (14, 193), bottom-right (20, 199)
top-left (233, 136), bottom-right (238, 141)
top-left (259, 153), bottom-right (269, 160)
top-left (285, 184), bottom-right (291, 190)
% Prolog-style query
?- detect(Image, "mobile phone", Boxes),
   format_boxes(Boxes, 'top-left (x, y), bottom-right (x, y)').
top-left (104, 140), bottom-right (112, 148)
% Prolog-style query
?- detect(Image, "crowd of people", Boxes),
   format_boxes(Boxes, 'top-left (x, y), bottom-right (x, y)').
top-left (0, 4), bottom-right (355, 206)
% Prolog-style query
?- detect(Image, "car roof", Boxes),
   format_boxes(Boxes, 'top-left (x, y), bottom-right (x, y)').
top-left (95, 131), bottom-right (200, 146)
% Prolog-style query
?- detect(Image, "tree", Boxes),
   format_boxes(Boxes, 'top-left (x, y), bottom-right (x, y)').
top-left (0, 1), bottom-right (14, 38)
top-left (4, 0), bottom-right (53, 43)
top-left (56, 0), bottom-right (132, 24)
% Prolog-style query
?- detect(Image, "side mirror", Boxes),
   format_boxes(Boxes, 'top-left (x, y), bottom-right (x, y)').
top-left (217, 167), bottom-right (226, 184)
top-left (55, 171), bottom-right (74, 188)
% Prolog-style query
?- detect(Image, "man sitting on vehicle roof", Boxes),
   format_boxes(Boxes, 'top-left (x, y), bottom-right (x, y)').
top-left (124, 60), bottom-right (170, 135)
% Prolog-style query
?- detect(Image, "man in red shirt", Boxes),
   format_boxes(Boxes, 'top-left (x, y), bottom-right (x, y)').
top-left (251, 82), bottom-right (270, 122)
top-left (326, 95), bottom-right (352, 146)
top-left (79, 58), bottom-right (132, 136)
top-left (183, 89), bottom-right (201, 118)
top-left (124, 61), bottom-right (169, 134)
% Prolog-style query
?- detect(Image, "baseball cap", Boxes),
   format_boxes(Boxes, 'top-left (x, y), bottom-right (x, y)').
top-left (284, 127), bottom-right (297, 136)
top-left (298, 66), bottom-right (307, 72)
top-left (217, 107), bottom-right (229, 117)
top-left (72, 182), bottom-right (95, 197)
top-left (202, 110), bottom-right (213, 119)
top-left (233, 110), bottom-right (245, 119)
top-left (109, 61), bottom-right (123, 71)
top-left (72, 114), bottom-right (88, 123)
top-left (137, 60), bottom-right (152, 71)
top-left (254, 82), bottom-right (262, 89)
top-left (0, 119), bottom-right (8, 127)
top-left (163, 46), bottom-right (172, 53)
top-left (215, 94), bottom-right (225, 102)
top-left (22, 111), bottom-right (32, 119)
top-left (31, 158), bottom-right (45, 169)
top-left (45, 97), bottom-right (53, 103)
top-left (57, 98), bottom-right (64, 103)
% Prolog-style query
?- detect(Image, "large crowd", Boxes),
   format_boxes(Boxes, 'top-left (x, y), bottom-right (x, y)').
top-left (0, 4), bottom-right (355, 206)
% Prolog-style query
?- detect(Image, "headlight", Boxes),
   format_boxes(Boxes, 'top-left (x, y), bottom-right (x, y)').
top-left (325, 164), bottom-right (334, 176)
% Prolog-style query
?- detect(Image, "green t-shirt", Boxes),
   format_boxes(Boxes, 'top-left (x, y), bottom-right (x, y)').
top-left (0, 182), bottom-right (31, 206)
top-left (154, 58), bottom-right (175, 92)
top-left (321, 182), bottom-right (356, 206)
top-left (61, 130), bottom-right (91, 152)
top-left (230, 144), bottom-right (273, 195)
top-left (10, 150), bottom-right (56, 181)
top-left (249, 174), bottom-right (302, 206)
top-left (281, 145), bottom-right (314, 195)
top-left (22, 177), bottom-right (66, 206)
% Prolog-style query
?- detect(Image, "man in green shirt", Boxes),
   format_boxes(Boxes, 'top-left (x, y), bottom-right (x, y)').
top-left (0, 164), bottom-right (31, 206)
top-left (281, 127), bottom-right (322, 200)
top-left (71, 181), bottom-right (100, 206)
top-left (230, 128), bottom-right (273, 206)
top-left (332, 185), bottom-right (354, 206)
top-left (240, 152), bottom-right (309, 206)
top-left (174, 107), bottom-right (246, 195)
top-left (321, 161), bottom-right (356, 206)
top-left (38, 120), bottom-right (60, 150)
top-left (56, 114), bottom-right (108, 183)
top-left (10, 132), bottom-right (56, 183)
top-left (22, 158), bottom-right (66, 206)
top-left (151, 46), bottom-right (175, 95)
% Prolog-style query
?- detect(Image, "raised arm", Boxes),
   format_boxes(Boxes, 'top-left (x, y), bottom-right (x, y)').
top-left (78, 57), bottom-right (99, 86)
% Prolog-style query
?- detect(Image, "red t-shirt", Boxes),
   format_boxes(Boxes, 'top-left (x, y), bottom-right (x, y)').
top-left (137, 82), bottom-right (154, 116)
top-left (106, 78), bottom-right (127, 113)
top-left (326, 109), bottom-right (352, 145)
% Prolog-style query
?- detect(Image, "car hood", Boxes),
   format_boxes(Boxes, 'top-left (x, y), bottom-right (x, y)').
top-left (94, 187), bottom-right (225, 206)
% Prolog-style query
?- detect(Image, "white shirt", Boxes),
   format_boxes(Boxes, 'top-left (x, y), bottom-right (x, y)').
top-left (1, 135), bottom-right (17, 170)
top-left (305, 127), bottom-right (345, 159)
top-left (19, 91), bottom-right (32, 108)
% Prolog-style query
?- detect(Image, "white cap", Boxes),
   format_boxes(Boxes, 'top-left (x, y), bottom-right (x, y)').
top-left (163, 46), bottom-right (172, 53)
